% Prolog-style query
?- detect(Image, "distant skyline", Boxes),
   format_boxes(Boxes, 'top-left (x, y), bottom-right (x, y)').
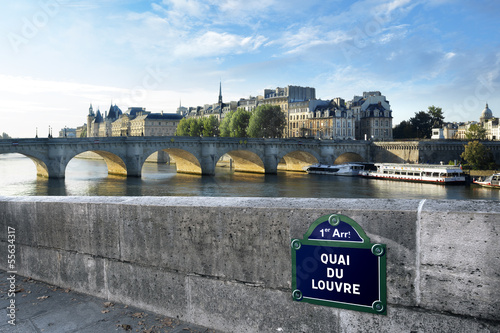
top-left (1, 0), bottom-right (499, 138)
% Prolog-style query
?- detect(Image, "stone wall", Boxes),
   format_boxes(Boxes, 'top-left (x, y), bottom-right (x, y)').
top-left (0, 197), bottom-right (499, 332)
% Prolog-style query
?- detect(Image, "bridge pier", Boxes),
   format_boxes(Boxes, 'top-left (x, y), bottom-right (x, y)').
top-left (125, 143), bottom-right (145, 177)
top-left (264, 140), bottom-right (279, 174)
top-left (46, 144), bottom-right (67, 179)
top-left (320, 144), bottom-right (335, 165)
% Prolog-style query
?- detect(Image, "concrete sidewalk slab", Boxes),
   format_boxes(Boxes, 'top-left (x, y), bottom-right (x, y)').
top-left (0, 270), bottom-right (221, 333)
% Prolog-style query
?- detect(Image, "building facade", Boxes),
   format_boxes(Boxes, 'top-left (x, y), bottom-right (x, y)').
top-left (87, 105), bottom-right (182, 137)
top-left (432, 104), bottom-right (499, 140)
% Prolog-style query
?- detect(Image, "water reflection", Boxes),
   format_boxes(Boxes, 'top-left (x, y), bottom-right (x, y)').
top-left (0, 153), bottom-right (498, 200)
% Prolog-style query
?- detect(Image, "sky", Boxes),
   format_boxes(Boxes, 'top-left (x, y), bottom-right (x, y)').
top-left (1, 0), bottom-right (500, 138)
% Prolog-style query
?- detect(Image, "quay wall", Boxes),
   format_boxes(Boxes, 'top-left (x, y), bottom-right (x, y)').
top-left (1, 197), bottom-right (499, 332)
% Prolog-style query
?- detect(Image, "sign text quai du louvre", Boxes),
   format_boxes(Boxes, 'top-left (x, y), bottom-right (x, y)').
top-left (291, 214), bottom-right (387, 315)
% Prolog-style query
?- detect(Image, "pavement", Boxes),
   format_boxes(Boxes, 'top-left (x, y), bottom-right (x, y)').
top-left (0, 270), bottom-right (222, 333)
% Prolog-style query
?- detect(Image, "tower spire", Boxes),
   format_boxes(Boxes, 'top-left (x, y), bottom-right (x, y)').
top-left (218, 80), bottom-right (223, 105)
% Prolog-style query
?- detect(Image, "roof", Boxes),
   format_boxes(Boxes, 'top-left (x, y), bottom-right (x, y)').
top-left (146, 113), bottom-right (183, 120)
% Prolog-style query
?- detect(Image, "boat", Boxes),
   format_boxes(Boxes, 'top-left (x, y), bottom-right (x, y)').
top-left (305, 162), bottom-right (376, 176)
top-left (359, 163), bottom-right (465, 184)
top-left (473, 173), bottom-right (500, 188)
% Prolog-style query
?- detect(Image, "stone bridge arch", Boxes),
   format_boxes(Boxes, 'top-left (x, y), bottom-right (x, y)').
top-left (1, 152), bottom-right (50, 178)
top-left (220, 150), bottom-right (265, 173)
top-left (161, 148), bottom-right (202, 175)
top-left (333, 152), bottom-right (365, 164)
top-left (279, 150), bottom-right (319, 172)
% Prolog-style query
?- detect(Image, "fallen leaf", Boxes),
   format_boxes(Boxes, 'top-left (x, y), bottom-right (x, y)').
top-left (131, 312), bottom-right (144, 318)
top-left (37, 295), bottom-right (49, 300)
top-left (119, 324), bottom-right (132, 331)
top-left (104, 301), bottom-right (114, 307)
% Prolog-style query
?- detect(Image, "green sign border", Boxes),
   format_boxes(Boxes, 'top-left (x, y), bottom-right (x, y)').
top-left (291, 214), bottom-right (387, 315)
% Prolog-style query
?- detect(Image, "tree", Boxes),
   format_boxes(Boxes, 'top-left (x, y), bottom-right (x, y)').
top-left (175, 118), bottom-right (190, 136)
top-left (465, 124), bottom-right (487, 140)
top-left (219, 111), bottom-right (233, 137)
top-left (410, 111), bottom-right (433, 139)
top-left (393, 106), bottom-right (445, 140)
top-left (230, 108), bottom-right (252, 137)
top-left (188, 118), bottom-right (202, 137)
top-left (461, 141), bottom-right (496, 170)
top-left (393, 120), bottom-right (416, 139)
top-left (1, 132), bottom-right (11, 139)
top-left (175, 118), bottom-right (202, 136)
top-left (428, 105), bottom-right (444, 128)
top-left (247, 105), bottom-right (287, 138)
top-left (202, 116), bottom-right (219, 137)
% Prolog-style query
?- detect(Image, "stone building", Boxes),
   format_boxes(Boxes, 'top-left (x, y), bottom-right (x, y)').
top-left (260, 85), bottom-right (316, 137)
top-left (178, 84), bottom-right (394, 141)
top-left (432, 104), bottom-right (499, 140)
top-left (288, 99), bottom-right (356, 140)
top-left (87, 104), bottom-right (182, 137)
top-left (348, 91), bottom-right (393, 140)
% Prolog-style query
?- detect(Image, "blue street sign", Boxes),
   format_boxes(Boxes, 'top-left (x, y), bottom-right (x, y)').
top-left (291, 214), bottom-right (387, 315)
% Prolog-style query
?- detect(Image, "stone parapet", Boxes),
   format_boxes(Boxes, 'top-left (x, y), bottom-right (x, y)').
top-left (0, 197), bottom-right (498, 332)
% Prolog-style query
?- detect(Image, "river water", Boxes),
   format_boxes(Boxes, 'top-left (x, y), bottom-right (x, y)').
top-left (0, 153), bottom-right (498, 200)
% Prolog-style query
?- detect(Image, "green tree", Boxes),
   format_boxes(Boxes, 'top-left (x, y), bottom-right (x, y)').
top-left (461, 141), bottom-right (496, 170)
top-left (230, 108), bottom-right (252, 137)
top-left (247, 105), bottom-right (287, 138)
top-left (175, 118), bottom-right (190, 136)
top-left (427, 105), bottom-right (444, 128)
top-left (410, 111), bottom-right (433, 139)
top-left (1, 132), bottom-right (11, 139)
top-left (188, 118), bottom-right (202, 137)
top-left (465, 124), bottom-right (487, 140)
top-left (219, 111), bottom-right (233, 137)
top-left (202, 116), bottom-right (219, 137)
top-left (393, 120), bottom-right (416, 139)
top-left (175, 118), bottom-right (203, 136)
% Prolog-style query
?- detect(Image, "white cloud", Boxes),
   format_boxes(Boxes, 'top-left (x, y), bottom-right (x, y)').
top-left (173, 31), bottom-right (267, 58)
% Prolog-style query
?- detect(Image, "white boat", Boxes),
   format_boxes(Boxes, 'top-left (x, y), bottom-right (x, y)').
top-left (473, 173), bottom-right (500, 188)
top-left (305, 163), bottom-right (375, 176)
top-left (360, 163), bottom-right (465, 184)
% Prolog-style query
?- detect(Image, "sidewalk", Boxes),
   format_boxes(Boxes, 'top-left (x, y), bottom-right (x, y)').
top-left (0, 270), bottom-right (221, 333)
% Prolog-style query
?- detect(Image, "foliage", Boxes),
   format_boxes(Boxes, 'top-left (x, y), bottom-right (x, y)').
top-left (1, 132), bottom-right (11, 139)
top-left (79, 127), bottom-right (87, 138)
top-left (175, 118), bottom-right (202, 136)
top-left (201, 116), bottom-right (219, 137)
top-left (219, 111), bottom-right (233, 137)
top-left (428, 105), bottom-right (444, 128)
top-left (229, 109), bottom-right (251, 137)
top-left (392, 120), bottom-right (416, 139)
top-left (393, 106), bottom-right (445, 139)
top-left (219, 108), bottom-right (251, 138)
top-left (247, 105), bottom-right (287, 138)
top-left (465, 124), bottom-right (487, 140)
top-left (410, 111), bottom-right (433, 139)
top-left (460, 141), bottom-right (496, 170)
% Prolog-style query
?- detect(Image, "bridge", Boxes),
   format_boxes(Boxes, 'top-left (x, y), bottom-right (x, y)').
top-left (1, 137), bottom-right (499, 178)
top-left (0, 137), bottom-right (370, 178)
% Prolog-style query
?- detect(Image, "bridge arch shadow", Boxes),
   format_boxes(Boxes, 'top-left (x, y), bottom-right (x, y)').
top-left (162, 148), bottom-right (202, 175)
top-left (334, 152), bottom-right (365, 164)
top-left (1, 153), bottom-right (49, 178)
top-left (89, 150), bottom-right (128, 176)
top-left (279, 150), bottom-right (319, 172)
top-left (221, 150), bottom-right (265, 174)
top-left (27, 154), bottom-right (50, 177)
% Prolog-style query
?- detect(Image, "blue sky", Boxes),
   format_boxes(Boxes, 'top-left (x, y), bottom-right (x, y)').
top-left (1, 0), bottom-right (499, 138)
